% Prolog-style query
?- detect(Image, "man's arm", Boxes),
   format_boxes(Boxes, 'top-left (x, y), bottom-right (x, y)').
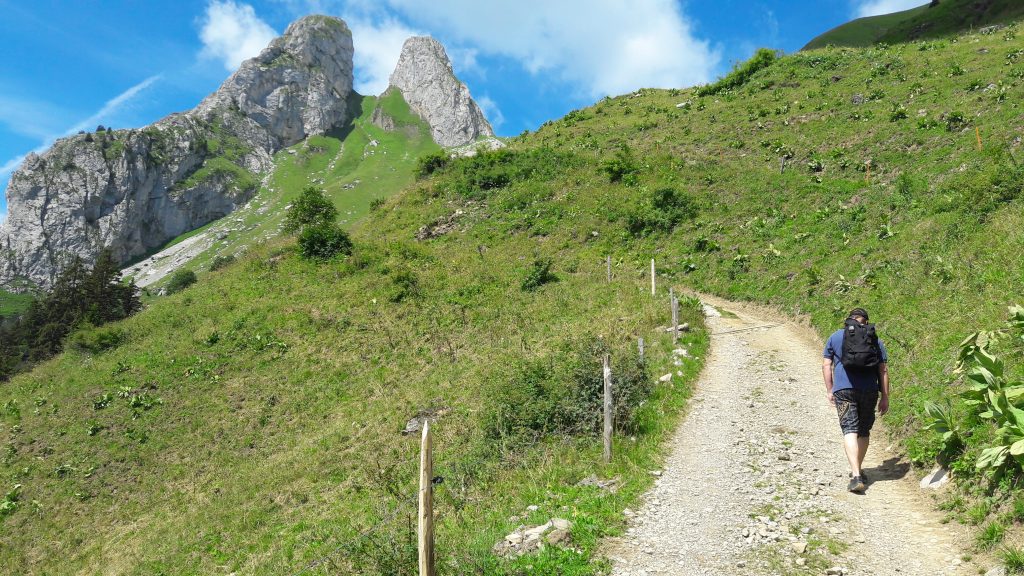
top-left (878, 362), bottom-right (890, 415)
top-left (822, 357), bottom-right (835, 404)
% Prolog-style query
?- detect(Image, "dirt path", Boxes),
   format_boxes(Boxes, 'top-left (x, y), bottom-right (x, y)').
top-left (604, 295), bottom-right (977, 575)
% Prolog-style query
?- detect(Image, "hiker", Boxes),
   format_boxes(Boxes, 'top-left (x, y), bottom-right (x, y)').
top-left (822, 307), bottom-right (890, 493)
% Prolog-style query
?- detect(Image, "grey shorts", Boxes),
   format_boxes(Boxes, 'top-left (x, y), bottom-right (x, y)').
top-left (834, 388), bottom-right (878, 437)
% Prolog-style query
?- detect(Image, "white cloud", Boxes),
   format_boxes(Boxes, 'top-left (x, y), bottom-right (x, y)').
top-left (68, 75), bottom-right (162, 134)
top-left (0, 76), bottom-right (162, 181)
top-left (854, 0), bottom-right (928, 18)
top-left (380, 0), bottom-right (720, 97)
top-left (476, 95), bottom-right (504, 128)
top-left (276, 0), bottom-right (718, 98)
top-left (199, 0), bottom-right (278, 71)
top-left (347, 16), bottom-right (421, 95)
top-left (0, 97), bottom-right (67, 141)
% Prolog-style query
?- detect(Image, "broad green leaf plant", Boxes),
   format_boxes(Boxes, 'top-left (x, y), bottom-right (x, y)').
top-left (951, 306), bottom-right (1024, 473)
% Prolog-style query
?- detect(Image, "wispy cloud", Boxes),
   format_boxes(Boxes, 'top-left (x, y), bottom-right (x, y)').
top-left (477, 95), bottom-right (504, 128)
top-left (0, 75), bottom-right (163, 182)
top-left (0, 97), bottom-right (68, 141)
top-left (199, 0), bottom-right (278, 71)
top-left (854, 0), bottom-right (928, 18)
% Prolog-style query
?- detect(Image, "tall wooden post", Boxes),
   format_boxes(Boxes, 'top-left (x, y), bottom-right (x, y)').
top-left (418, 421), bottom-right (435, 576)
top-left (603, 354), bottom-right (613, 464)
top-left (672, 296), bottom-right (679, 344)
top-left (650, 259), bottom-right (656, 296)
top-left (638, 337), bottom-right (645, 362)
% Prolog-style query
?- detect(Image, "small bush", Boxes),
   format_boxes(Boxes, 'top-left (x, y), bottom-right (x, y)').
top-left (415, 151), bottom-right (450, 178)
top-left (165, 270), bottom-right (197, 295)
top-left (386, 267), bottom-right (419, 302)
top-left (369, 197), bottom-right (385, 211)
top-left (521, 258), bottom-right (557, 292)
top-left (626, 187), bottom-right (699, 236)
top-left (298, 224), bottom-right (353, 260)
top-left (1005, 546), bottom-right (1024, 573)
top-left (601, 146), bottom-right (641, 185)
top-left (283, 187), bottom-right (338, 233)
top-left (978, 521), bottom-right (1006, 550)
top-left (485, 338), bottom-right (651, 446)
top-left (68, 323), bottom-right (125, 353)
top-left (209, 254), bottom-right (236, 272)
top-left (696, 48), bottom-right (779, 96)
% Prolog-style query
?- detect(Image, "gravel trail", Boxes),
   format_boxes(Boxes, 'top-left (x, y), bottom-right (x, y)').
top-left (603, 295), bottom-right (973, 576)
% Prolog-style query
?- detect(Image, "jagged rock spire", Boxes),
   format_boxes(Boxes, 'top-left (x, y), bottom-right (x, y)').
top-left (388, 36), bottom-right (494, 147)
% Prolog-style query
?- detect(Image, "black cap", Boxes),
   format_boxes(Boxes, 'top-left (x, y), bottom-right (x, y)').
top-left (849, 308), bottom-right (869, 321)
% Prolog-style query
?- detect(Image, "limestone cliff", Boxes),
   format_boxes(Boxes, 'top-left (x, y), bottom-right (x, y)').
top-left (0, 15), bottom-right (354, 288)
top-left (388, 37), bottom-right (494, 147)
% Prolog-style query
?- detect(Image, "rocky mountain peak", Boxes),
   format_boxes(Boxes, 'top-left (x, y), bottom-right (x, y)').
top-left (0, 15), bottom-right (356, 288)
top-left (388, 36), bottom-right (494, 147)
top-left (197, 14), bottom-right (354, 148)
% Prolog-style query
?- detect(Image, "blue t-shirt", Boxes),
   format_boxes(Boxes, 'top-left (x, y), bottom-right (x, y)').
top-left (823, 328), bottom-right (888, 392)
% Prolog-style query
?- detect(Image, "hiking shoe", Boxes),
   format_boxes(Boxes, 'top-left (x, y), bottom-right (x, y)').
top-left (848, 475), bottom-right (866, 493)
top-left (849, 470), bottom-right (869, 483)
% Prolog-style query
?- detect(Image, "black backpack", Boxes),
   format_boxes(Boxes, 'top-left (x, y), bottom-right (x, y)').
top-left (841, 318), bottom-right (882, 369)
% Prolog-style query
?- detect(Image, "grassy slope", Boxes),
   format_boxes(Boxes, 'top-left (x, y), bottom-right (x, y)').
top-left (804, 0), bottom-right (1024, 49)
top-left (0, 289), bottom-right (33, 318)
top-left (502, 20), bottom-right (1023, 544)
top-left (0, 105), bottom-right (708, 573)
top-left (804, 4), bottom-right (929, 50)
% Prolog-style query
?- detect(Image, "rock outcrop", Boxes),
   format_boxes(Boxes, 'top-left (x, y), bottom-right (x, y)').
top-left (388, 37), bottom-right (494, 147)
top-left (0, 15), bottom-right (354, 288)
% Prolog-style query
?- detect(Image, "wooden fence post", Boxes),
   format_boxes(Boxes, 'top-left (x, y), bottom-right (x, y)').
top-left (650, 259), bottom-right (656, 296)
top-left (419, 421), bottom-right (435, 576)
top-left (638, 337), bottom-right (645, 362)
top-left (672, 296), bottom-right (679, 345)
top-left (603, 354), bottom-right (613, 464)
top-left (606, 255), bottom-right (612, 283)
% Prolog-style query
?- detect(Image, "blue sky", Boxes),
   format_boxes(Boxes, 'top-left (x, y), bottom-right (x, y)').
top-left (0, 0), bottom-right (929, 220)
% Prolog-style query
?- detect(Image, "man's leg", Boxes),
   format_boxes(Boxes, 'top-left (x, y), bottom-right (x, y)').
top-left (857, 436), bottom-right (869, 468)
top-left (843, 433), bottom-right (861, 476)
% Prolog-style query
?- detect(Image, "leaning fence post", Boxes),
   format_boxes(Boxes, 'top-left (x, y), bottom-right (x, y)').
top-left (650, 259), bottom-right (656, 296)
top-left (603, 354), bottom-right (613, 464)
top-left (418, 421), bottom-right (435, 576)
top-left (638, 337), bottom-right (645, 362)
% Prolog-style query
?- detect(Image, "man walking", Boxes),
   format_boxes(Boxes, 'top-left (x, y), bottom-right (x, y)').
top-left (822, 308), bottom-right (890, 493)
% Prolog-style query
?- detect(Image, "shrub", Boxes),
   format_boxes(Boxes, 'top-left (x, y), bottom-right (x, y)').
top-left (165, 269), bottom-right (197, 294)
top-left (68, 323), bottom-right (125, 353)
top-left (485, 338), bottom-right (651, 446)
top-left (386, 267), bottom-right (419, 302)
top-left (283, 187), bottom-right (338, 233)
top-left (696, 48), bottom-right (779, 96)
top-left (436, 148), bottom-right (573, 200)
top-left (1005, 546), bottom-right (1024, 573)
top-left (298, 224), bottom-right (352, 260)
top-left (521, 258), bottom-right (556, 291)
top-left (626, 187), bottom-right (699, 237)
top-left (600, 146), bottom-right (641, 185)
top-left (415, 151), bottom-right (450, 178)
top-left (209, 254), bottom-right (236, 272)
